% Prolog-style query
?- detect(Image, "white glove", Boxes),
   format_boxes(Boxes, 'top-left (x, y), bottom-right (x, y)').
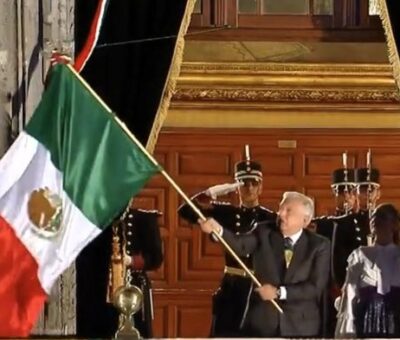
top-left (334, 296), bottom-right (342, 311)
top-left (124, 255), bottom-right (132, 267)
top-left (205, 182), bottom-right (243, 200)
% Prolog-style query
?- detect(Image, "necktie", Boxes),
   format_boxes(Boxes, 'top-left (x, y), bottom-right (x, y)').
top-left (284, 237), bottom-right (293, 268)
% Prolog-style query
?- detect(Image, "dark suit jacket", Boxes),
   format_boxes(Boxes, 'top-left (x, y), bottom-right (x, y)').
top-left (179, 195), bottom-right (277, 337)
top-left (314, 211), bottom-right (369, 287)
top-left (223, 225), bottom-right (331, 337)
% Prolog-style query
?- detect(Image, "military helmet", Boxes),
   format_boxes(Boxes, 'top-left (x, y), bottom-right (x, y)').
top-left (331, 168), bottom-right (356, 185)
top-left (234, 160), bottom-right (263, 182)
top-left (356, 167), bottom-right (380, 186)
top-left (331, 168), bottom-right (356, 193)
top-left (234, 145), bottom-right (263, 182)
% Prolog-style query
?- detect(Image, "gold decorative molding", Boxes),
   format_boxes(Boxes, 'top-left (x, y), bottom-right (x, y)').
top-left (179, 62), bottom-right (394, 75)
top-left (172, 62), bottom-right (400, 105)
top-left (166, 62), bottom-right (400, 128)
top-left (173, 88), bottom-right (399, 103)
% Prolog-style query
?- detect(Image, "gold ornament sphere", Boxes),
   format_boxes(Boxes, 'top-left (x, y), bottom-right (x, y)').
top-left (113, 285), bottom-right (143, 316)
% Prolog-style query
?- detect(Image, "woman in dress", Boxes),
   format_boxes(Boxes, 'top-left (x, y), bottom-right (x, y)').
top-left (335, 203), bottom-right (400, 338)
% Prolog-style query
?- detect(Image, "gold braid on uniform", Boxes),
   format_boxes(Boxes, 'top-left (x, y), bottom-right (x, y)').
top-left (378, 0), bottom-right (400, 91)
top-left (107, 209), bottom-right (129, 303)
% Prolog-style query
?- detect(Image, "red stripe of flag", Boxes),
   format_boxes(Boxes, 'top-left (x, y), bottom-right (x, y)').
top-left (74, 0), bottom-right (108, 73)
top-left (0, 216), bottom-right (47, 337)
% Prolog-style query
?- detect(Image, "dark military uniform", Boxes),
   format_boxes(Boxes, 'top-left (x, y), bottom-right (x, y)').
top-left (123, 208), bottom-right (163, 338)
top-left (76, 208), bottom-right (163, 339)
top-left (313, 166), bottom-right (380, 337)
top-left (178, 156), bottom-right (276, 337)
top-left (330, 167), bottom-right (380, 286)
top-left (312, 167), bottom-right (357, 337)
top-left (315, 210), bottom-right (370, 287)
top-left (314, 166), bottom-right (380, 336)
top-left (313, 167), bottom-right (359, 286)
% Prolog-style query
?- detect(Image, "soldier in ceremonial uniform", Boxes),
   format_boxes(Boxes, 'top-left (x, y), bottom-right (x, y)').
top-left (121, 207), bottom-right (163, 338)
top-left (314, 167), bottom-right (358, 241)
top-left (178, 146), bottom-right (276, 337)
top-left (312, 166), bottom-right (358, 336)
top-left (124, 209), bottom-right (164, 338)
top-left (313, 156), bottom-right (381, 288)
top-left (332, 167), bottom-right (380, 287)
top-left (77, 206), bottom-right (163, 339)
top-left (312, 153), bottom-right (381, 337)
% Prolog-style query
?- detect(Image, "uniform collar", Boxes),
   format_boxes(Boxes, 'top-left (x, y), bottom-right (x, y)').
top-left (358, 209), bottom-right (369, 216)
top-left (335, 208), bottom-right (345, 216)
top-left (240, 205), bottom-right (259, 212)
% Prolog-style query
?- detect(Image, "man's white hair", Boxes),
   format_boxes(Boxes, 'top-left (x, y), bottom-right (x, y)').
top-left (281, 191), bottom-right (315, 221)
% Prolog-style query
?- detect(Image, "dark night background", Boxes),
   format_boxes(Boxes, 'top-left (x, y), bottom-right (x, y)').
top-left (74, 1), bottom-right (188, 337)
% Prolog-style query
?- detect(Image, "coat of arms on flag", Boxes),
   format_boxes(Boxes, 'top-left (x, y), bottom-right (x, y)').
top-left (27, 187), bottom-right (63, 238)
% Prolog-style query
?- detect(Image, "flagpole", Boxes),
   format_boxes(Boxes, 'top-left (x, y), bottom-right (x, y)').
top-left (66, 63), bottom-right (283, 314)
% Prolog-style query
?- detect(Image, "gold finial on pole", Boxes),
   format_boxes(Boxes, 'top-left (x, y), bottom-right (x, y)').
top-left (107, 223), bottom-right (125, 304)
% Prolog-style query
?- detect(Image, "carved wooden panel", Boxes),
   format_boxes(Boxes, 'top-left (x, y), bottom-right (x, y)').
top-left (152, 305), bottom-right (169, 337)
top-left (138, 128), bottom-right (400, 338)
top-left (306, 187), bottom-right (338, 216)
top-left (370, 152), bottom-right (400, 187)
top-left (177, 235), bottom-right (224, 283)
top-left (176, 304), bottom-right (212, 337)
top-left (178, 151), bottom-right (232, 176)
top-left (133, 186), bottom-right (167, 226)
top-left (381, 188), bottom-right (400, 207)
top-left (254, 152), bottom-right (295, 176)
top-left (304, 152), bottom-right (357, 177)
top-left (152, 292), bottom-right (213, 338)
top-left (153, 151), bottom-right (168, 168)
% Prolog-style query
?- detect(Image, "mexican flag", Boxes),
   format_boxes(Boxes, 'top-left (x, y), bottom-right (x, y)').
top-left (0, 64), bottom-right (160, 336)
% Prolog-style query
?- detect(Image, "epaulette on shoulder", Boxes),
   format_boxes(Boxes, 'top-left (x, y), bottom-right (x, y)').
top-left (211, 200), bottom-right (232, 206)
top-left (312, 215), bottom-right (328, 222)
top-left (314, 215), bottom-right (341, 222)
top-left (136, 208), bottom-right (163, 216)
top-left (333, 214), bottom-right (349, 222)
top-left (258, 206), bottom-right (275, 213)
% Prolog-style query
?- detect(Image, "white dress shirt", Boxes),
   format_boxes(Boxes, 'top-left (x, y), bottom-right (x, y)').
top-left (279, 229), bottom-right (303, 300)
top-left (283, 228), bottom-right (303, 247)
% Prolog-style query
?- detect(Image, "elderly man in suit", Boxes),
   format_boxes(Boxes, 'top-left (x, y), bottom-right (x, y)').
top-left (199, 191), bottom-right (330, 337)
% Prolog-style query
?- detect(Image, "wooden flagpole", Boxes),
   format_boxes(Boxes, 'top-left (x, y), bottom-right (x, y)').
top-left (66, 63), bottom-right (283, 314)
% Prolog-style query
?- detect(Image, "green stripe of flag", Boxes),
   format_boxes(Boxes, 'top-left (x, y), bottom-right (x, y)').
top-left (26, 64), bottom-right (160, 228)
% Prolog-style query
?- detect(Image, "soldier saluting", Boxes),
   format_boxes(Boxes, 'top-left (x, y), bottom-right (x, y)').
top-left (178, 145), bottom-right (276, 337)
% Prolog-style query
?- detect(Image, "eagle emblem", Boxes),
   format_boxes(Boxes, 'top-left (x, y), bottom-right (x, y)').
top-left (27, 187), bottom-right (63, 238)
